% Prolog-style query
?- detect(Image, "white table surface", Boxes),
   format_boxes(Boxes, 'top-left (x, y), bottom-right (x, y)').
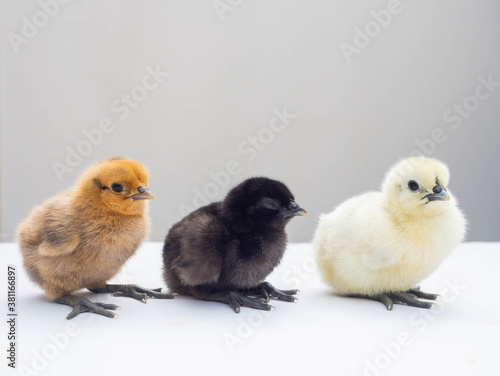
top-left (1, 242), bottom-right (499, 376)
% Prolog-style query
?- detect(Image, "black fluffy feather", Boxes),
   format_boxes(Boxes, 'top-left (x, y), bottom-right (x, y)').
top-left (162, 177), bottom-right (306, 312)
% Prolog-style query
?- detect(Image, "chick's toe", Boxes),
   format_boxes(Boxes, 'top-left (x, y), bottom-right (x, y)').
top-left (243, 282), bottom-right (298, 303)
top-left (347, 289), bottom-right (436, 310)
top-left (194, 289), bottom-right (273, 313)
top-left (408, 287), bottom-right (439, 300)
top-left (89, 284), bottom-right (177, 303)
top-left (54, 295), bottom-right (119, 320)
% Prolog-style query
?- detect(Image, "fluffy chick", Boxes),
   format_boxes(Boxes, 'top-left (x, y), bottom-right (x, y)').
top-left (163, 177), bottom-right (307, 313)
top-left (314, 156), bottom-right (466, 310)
top-left (18, 157), bottom-right (174, 319)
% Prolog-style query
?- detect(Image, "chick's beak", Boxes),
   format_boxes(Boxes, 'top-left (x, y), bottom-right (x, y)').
top-left (422, 183), bottom-right (450, 203)
top-left (127, 186), bottom-right (154, 201)
top-left (282, 202), bottom-right (307, 218)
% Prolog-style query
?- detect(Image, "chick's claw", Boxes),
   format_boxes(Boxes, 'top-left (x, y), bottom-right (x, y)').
top-left (243, 282), bottom-right (299, 303)
top-left (347, 289), bottom-right (436, 310)
top-left (112, 290), bottom-right (148, 303)
top-left (408, 287), bottom-right (439, 300)
top-left (389, 291), bottom-right (434, 309)
top-left (89, 284), bottom-right (177, 303)
top-left (54, 295), bottom-right (119, 320)
top-left (201, 291), bottom-right (273, 313)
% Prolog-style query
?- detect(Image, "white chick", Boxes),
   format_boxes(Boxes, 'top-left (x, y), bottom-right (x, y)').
top-left (314, 156), bottom-right (466, 310)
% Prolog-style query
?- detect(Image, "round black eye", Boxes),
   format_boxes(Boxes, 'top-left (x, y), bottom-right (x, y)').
top-left (408, 180), bottom-right (419, 191)
top-left (111, 183), bottom-right (124, 193)
top-left (290, 201), bottom-right (298, 209)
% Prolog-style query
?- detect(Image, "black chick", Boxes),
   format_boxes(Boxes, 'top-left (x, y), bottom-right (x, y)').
top-left (163, 177), bottom-right (307, 313)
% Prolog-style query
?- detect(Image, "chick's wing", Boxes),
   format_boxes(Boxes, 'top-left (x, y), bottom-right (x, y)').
top-left (169, 208), bottom-right (225, 287)
top-left (36, 193), bottom-right (81, 257)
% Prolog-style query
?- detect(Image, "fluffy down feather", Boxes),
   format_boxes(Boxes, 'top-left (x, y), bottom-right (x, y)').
top-left (18, 158), bottom-right (152, 299)
top-left (163, 177), bottom-right (307, 313)
top-left (314, 156), bottom-right (466, 297)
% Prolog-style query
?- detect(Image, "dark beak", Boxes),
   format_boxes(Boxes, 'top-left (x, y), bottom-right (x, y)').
top-left (281, 204), bottom-right (307, 218)
top-left (422, 181), bottom-right (450, 203)
top-left (126, 187), bottom-right (154, 201)
top-left (423, 190), bottom-right (450, 202)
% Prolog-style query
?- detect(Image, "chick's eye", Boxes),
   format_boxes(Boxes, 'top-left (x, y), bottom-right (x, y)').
top-left (262, 199), bottom-right (278, 209)
top-left (111, 183), bottom-right (124, 193)
top-left (408, 180), bottom-right (419, 191)
top-left (289, 201), bottom-right (298, 209)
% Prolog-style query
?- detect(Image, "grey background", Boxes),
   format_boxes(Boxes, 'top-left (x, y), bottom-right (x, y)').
top-left (1, 0), bottom-right (499, 243)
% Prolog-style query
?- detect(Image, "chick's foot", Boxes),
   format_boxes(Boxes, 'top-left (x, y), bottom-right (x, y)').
top-left (243, 281), bottom-right (298, 303)
top-left (55, 295), bottom-right (119, 320)
top-left (347, 287), bottom-right (438, 310)
top-left (200, 290), bottom-right (274, 313)
top-left (89, 284), bottom-right (176, 303)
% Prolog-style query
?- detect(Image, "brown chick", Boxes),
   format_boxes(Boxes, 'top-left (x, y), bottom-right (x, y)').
top-left (17, 157), bottom-right (174, 319)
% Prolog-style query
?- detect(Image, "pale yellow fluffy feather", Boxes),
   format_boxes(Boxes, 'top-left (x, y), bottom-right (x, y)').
top-left (314, 156), bottom-right (467, 295)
